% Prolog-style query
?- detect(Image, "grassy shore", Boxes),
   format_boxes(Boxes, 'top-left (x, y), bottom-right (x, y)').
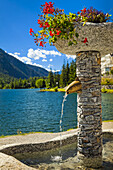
top-left (0, 131), bottom-right (53, 138)
top-left (101, 88), bottom-right (113, 93)
top-left (103, 120), bottom-right (113, 122)
top-left (0, 120), bottom-right (113, 138)
top-left (40, 88), bottom-right (65, 92)
top-left (40, 88), bottom-right (113, 93)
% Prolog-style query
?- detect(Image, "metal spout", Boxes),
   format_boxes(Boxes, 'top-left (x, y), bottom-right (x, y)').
top-left (66, 79), bottom-right (82, 95)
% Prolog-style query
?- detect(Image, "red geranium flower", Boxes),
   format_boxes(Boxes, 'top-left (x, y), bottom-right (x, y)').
top-left (40, 41), bottom-right (44, 47)
top-left (81, 8), bottom-right (86, 13)
top-left (44, 22), bottom-right (50, 29)
top-left (45, 22), bottom-right (50, 28)
top-left (43, 2), bottom-right (54, 14)
top-left (49, 2), bottom-right (53, 8)
top-left (29, 28), bottom-right (34, 35)
top-left (56, 30), bottom-right (61, 35)
top-left (37, 19), bottom-right (41, 24)
top-left (40, 23), bottom-right (43, 28)
top-left (44, 34), bottom-right (47, 38)
top-left (83, 38), bottom-right (88, 43)
top-left (50, 31), bottom-right (54, 37)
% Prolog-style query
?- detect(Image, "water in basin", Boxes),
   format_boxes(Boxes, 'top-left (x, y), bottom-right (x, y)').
top-left (13, 133), bottom-right (113, 170)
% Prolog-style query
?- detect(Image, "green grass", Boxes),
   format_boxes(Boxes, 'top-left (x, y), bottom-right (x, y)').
top-left (101, 88), bottom-right (113, 93)
top-left (0, 120), bottom-right (113, 138)
top-left (0, 131), bottom-right (53, 138)
top-left (66, 127), bottom-right (77, 131)
top-left (40, 88), bottom-right (65, 92)
top-left (41, 88), bottom-right (113, 93)
top-left (101, 77), bottom-right (113, 85)
top-left (103, 120), bottom-right (113, 122)
top-left (57, 88), bottom-right (65, 92)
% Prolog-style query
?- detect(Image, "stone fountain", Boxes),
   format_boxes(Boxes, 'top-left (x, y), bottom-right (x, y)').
top-left (55, 22), bottom-right (113, 168)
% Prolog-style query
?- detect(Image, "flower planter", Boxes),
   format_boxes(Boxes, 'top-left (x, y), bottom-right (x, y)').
top-left (55, 22), bottom-right (113, 56)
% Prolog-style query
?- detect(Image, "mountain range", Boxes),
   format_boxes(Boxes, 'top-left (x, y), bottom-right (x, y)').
top-left (0, 48), bottom-right (48, 79)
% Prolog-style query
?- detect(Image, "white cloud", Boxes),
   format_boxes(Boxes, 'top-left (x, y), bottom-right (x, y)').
top-left (52, 70), bottom-right (60, 73)
top-left (14, 52), bottom-right (20, 55)
top-left (21, 57), bottom-right (32, 62)
top-left (26, 61), bottom-right (33, 65)
top-left (8, 52), bottom-right (33, 65)
top-left (48, 64), bottom-right (53, 68)
top-left (42, 59), bottom-right (47, 62)
top-left (27, 48), bottom-right (61, 61)
top-left (45, 68), bottom-right (51, 72)
top-left (32, 63), bottom-right (44, 68)
top-left (8, 52), bottom-right (23, 62)
top-left (8, 51), bottom-right (47, 69)
top-left (50, 59), bottom-right (53, 62)
top-left (40, 49), bottom-right (61, 56)
top-left (21, 57), bottom-right (32, 65)
top-left (66, 54), bottom-right (76, 59)
top-left (45, 68), bottom-right (60, 72)
top-left (27, 48), bottom-right (46, 59)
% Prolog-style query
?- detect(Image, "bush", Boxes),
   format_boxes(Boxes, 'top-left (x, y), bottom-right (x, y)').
top-left (110, 69), bottom-right (113, 75)
top-left (101, 78), bottom-right (113, 85)
top-left (101, 88), bottom-right (107, 93)
top-left (105, 71), bottom-right (109, 75)
top-left (35, 79), bottom-right (46, 88)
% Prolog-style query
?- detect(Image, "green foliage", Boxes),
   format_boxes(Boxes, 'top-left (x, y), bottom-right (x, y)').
top-left (110, 69), bottom-right (113, 75)
top-left (0, 75), bottom-right (47, 89)
top-left (31, 3), bottom-right (111, 47)
top-left (0, 59), bottom-right (76, 89)
top-left (68, 60), bottom-right (76, 84)
top-left (101, 78), bottom-right (113, 85)
top-left (101, 87), bottom-right (107, 93)
top-left (60, 62), bottom-right (66, 87)
top-left (54, 86), bottom-right (58, 92)
top-left (101, 88), bottom-right (113, 93)
top-left (47, 60), bottom-right (76, 89)
top-left (35, 79), bottom-right (46, 88)
top-left (105, 71), bottom-right (109, 75)
top-left (47, 69), bottom-right (54, 88)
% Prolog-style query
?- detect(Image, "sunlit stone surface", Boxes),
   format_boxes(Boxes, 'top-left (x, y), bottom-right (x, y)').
top-left (55, 22), bottom-right (113, 56)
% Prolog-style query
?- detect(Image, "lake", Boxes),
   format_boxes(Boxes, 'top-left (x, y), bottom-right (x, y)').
top-left (0, 89), bottom-right (113, 136)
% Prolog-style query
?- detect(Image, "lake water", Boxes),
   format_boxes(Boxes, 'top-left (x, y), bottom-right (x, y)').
top-left (0, 89), bottom-right (113, 136)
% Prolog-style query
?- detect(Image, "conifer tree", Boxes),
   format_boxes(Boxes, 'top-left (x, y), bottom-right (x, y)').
top-left (68, 60), bottom-right (76, 84)
top-left (47, 68), bottom-right (54, 88)
top-left (65, 61), bottom-right (70, 85)
top-left (60, 62), bottom-right (66, 87)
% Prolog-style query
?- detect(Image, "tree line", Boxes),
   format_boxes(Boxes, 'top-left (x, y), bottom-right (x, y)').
top-left (0, 59), bottom-right (76, 89)
top-left (46, 60), bottom-right (76, 88)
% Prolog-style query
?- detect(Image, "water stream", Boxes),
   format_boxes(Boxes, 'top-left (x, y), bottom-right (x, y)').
top-left (51, 92), bottom-right (68, 162)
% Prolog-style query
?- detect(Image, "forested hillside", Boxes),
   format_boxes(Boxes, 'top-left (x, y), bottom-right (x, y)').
top-left (0, 59), bottom-right (76, 89)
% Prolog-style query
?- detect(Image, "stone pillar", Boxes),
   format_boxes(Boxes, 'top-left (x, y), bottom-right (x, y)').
top-left (76, 51), bottom-right (102, 168)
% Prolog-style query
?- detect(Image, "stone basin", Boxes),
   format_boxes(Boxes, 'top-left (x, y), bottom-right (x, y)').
top-left (55, 22), bottom-right (113, 56)
top-left (0, 131), bottom-right (113, 170)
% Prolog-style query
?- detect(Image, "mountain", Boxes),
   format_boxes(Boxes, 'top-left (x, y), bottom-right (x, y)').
top-left (27, 64), bottom-right (48, 77)
top-left (0, 48), bottom-right (48, 79)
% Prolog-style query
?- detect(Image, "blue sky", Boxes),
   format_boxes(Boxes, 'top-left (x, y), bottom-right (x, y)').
top-left (0, 0), bottom-right (113, 71)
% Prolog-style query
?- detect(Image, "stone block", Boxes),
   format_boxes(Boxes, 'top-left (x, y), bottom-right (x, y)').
top-left (85, 115), bottom-right (94, 121)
